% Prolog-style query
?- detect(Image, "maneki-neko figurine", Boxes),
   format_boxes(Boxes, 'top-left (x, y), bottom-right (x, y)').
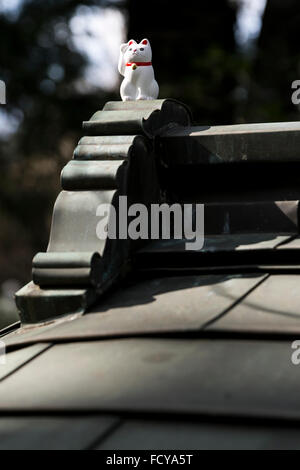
top-left (118, 38), bottom-right (159, 101)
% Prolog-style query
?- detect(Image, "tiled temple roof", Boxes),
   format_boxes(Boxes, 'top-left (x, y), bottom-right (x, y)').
top-left (1, 101), bottom-right (300, 448)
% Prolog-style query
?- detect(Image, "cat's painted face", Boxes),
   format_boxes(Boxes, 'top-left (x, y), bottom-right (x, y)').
top-left (123, 39), bottom-right (152, 63)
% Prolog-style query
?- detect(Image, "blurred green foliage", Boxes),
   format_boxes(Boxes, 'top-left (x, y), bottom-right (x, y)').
top-left (0, 0), bottom-right (122, 285)
top-left (0, 0), bottom-right (123, 326)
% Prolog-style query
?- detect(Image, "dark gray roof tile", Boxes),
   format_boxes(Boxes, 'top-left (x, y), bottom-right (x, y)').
top-left (207, 274), bottom-right (300, 334)
top-left (3, 274), bottom-right (266, 348)
top-left (0, 338), bottom-right (297, 421)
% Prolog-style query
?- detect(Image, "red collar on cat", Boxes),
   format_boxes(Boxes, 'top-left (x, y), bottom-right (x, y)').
top-left (126, 62), bottom-right (152, 66)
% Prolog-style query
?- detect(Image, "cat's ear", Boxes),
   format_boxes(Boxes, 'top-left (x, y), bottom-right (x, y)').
top-left (128, 39), bottom-right (136, 46)
top-left (140, 39), bottom-right (149, 46)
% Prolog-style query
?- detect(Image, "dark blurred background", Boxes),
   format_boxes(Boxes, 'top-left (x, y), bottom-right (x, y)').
top-left (0, 0), bottom-right (299, 327)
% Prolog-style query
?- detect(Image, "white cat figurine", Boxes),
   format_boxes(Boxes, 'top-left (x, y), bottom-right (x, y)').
top-left (118, 39), bottom-right (159, 101)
